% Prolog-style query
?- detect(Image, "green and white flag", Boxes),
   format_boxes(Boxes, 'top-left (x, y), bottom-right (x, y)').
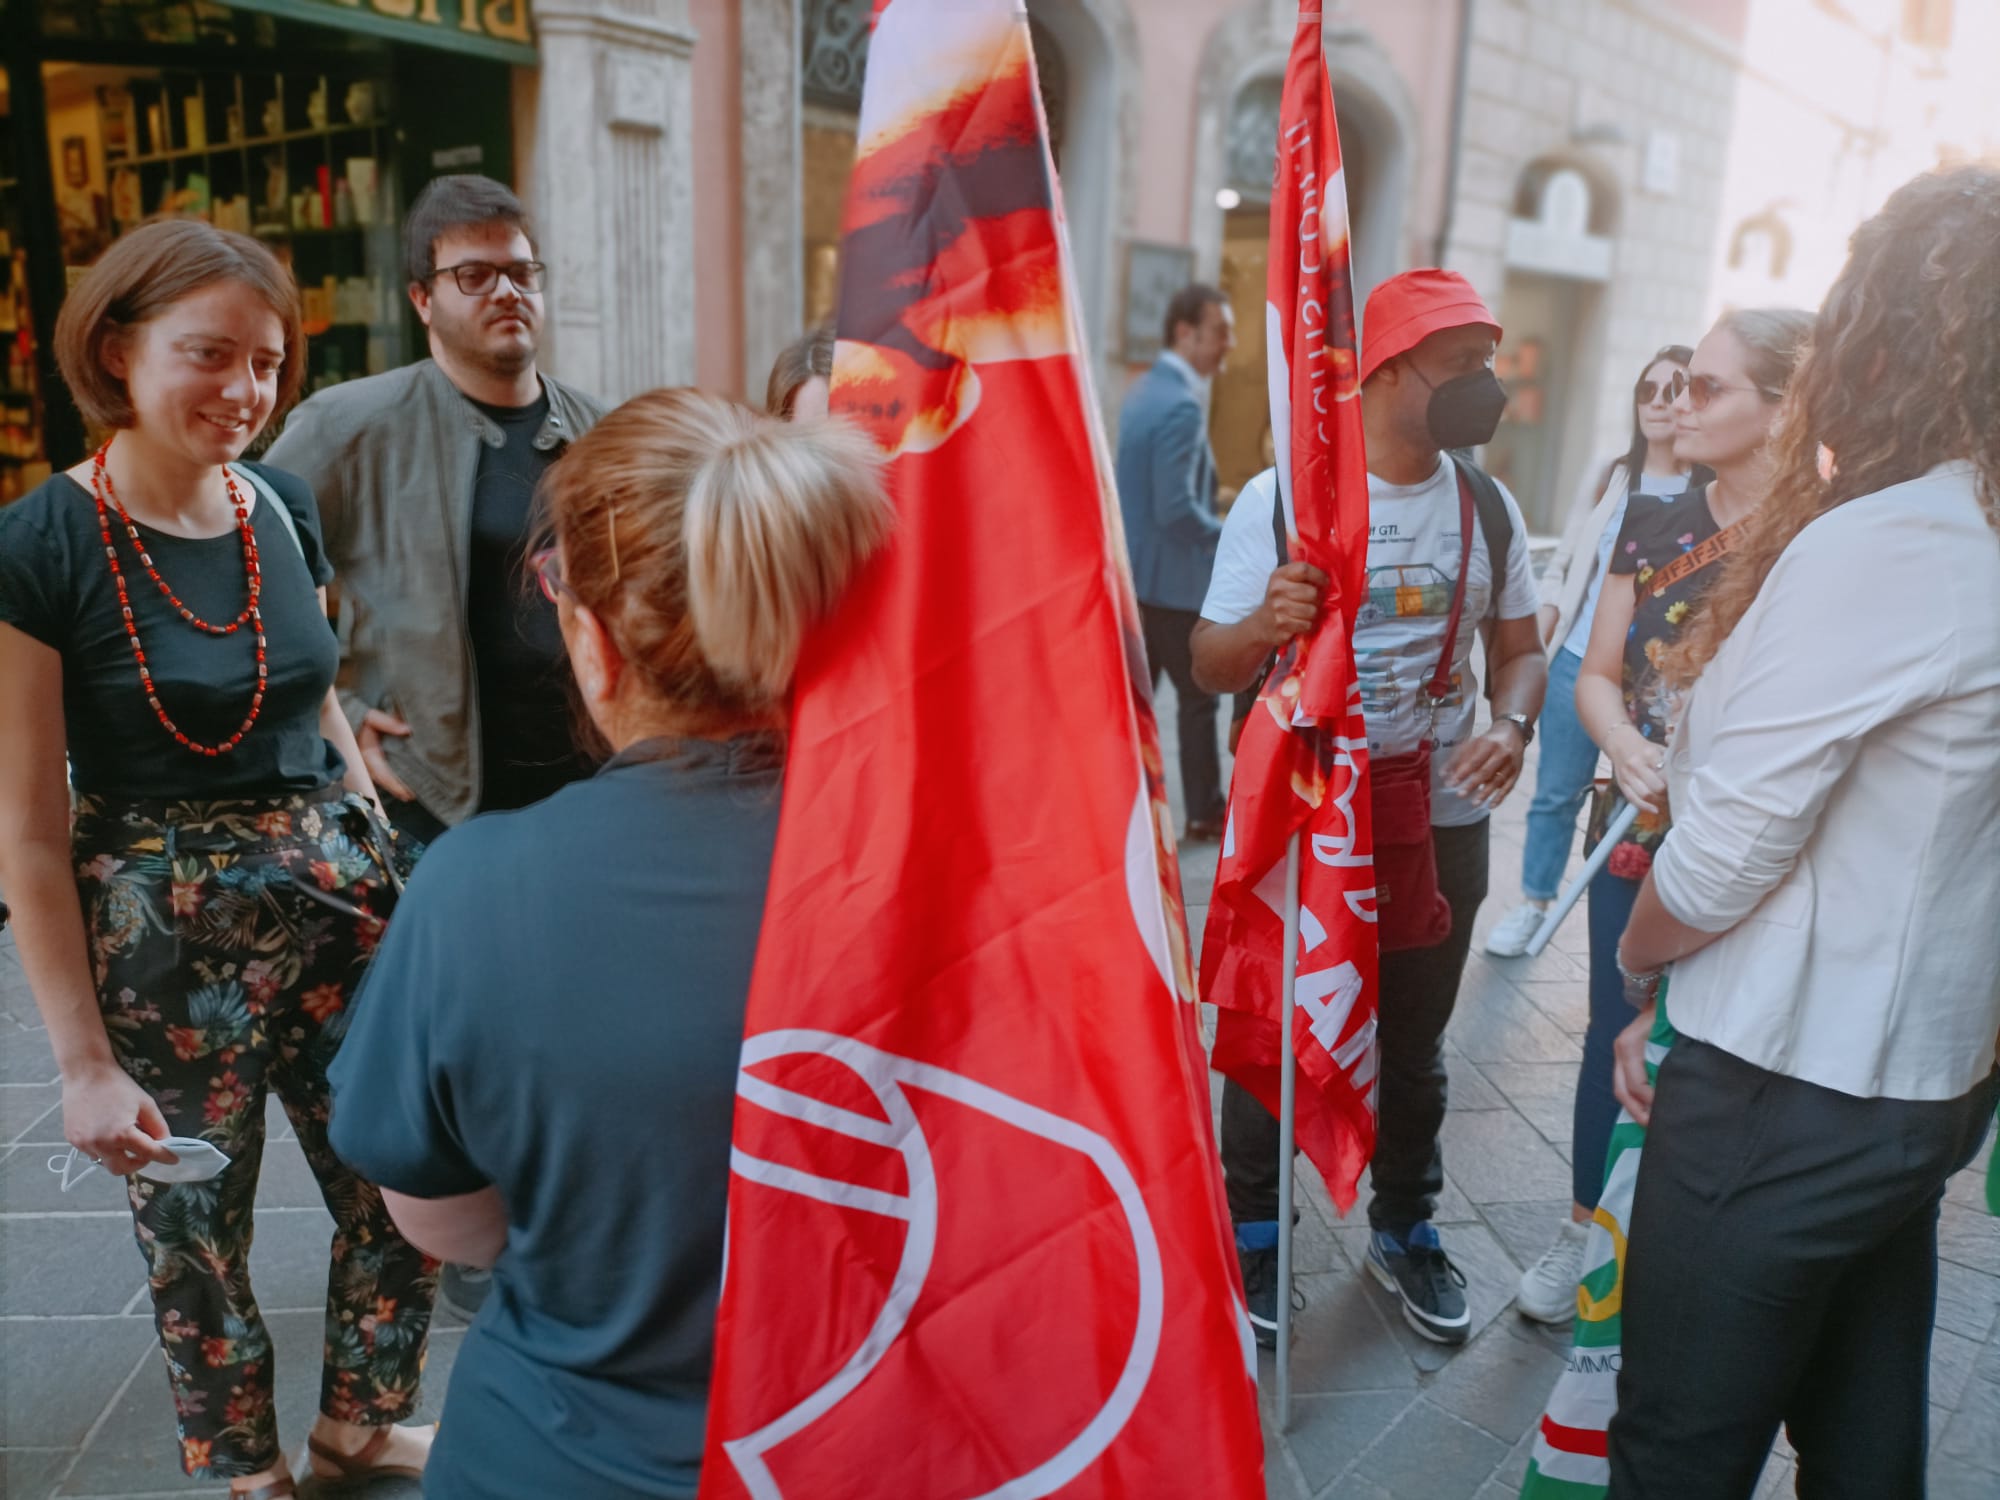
top-left (1521, 1000), bottom-right (1678, 1500)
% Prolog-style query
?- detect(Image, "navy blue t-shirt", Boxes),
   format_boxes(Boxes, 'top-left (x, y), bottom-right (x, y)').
top-left (0, 463), bottom-right (343, 796)
top-left (328, 735), bottom-right (783, 1500)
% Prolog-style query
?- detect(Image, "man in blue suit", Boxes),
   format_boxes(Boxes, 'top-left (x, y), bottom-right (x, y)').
top-left (1117, 283), bottom-right (1237, 839)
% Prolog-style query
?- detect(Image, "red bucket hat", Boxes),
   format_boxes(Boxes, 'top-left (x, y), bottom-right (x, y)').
top-left (1360, 269), bottom-right (1502, 386)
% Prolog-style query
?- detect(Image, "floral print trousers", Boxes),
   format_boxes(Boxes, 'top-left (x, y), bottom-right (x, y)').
top-left (73, 787), bottom-right (438, 1479)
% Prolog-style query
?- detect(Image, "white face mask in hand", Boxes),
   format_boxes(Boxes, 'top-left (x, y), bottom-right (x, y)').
top-left (49, 1137), bottom-right (233, 1192)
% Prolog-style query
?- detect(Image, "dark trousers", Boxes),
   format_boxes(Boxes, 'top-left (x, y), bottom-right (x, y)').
top-left (1608, 1039), bottom-right (2000, 1500)
top-left (1220, 818), bottom-right (1491, 1234)
top-left (1141, 603), bottom-right (1226, 826)
top-left (1572, 869), bottom-right (1641, 1208)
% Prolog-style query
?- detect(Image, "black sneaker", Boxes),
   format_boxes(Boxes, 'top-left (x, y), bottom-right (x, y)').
top-left (1235, 1221), bottom-right (1279, 1348)
top-left (438, 1262), bottom-right (492, 1321)
top-left (1366, 1221), bottom-right (1470, 1344)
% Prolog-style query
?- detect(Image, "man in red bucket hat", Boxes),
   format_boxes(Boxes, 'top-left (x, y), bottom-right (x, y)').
top-left (1192, 268), bottom-right (1548, 1349)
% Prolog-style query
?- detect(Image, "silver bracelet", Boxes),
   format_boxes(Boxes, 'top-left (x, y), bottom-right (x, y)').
top-left (1616, 954), bottom-right (1664, 1003)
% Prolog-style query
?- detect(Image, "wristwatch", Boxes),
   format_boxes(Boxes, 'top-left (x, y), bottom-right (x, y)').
top-left (1497, 711), bottom-right (1535, 746)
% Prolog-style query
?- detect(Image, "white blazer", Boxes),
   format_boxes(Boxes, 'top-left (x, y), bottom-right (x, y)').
top-left (1653, 461), bottom-right (2000, 1100)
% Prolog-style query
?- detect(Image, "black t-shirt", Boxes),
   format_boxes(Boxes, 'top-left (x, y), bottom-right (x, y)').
top-left (328, 736), bottom-right (783, 1500)
top-left (0, 463), bottom-right (344, 798)
top-left (465, 392), bottom-right (593, 812)
top-left (1607, 479), bottom-right (1724, 748)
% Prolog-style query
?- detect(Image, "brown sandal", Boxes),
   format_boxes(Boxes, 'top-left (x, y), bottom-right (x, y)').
top-left (306, 1424), bottom-right (432, 1482)
top-left (230, 1479), bottom-right (297, 1500)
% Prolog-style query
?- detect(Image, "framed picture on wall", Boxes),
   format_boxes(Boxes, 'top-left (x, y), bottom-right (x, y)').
top-left (1122, 240), bottom-right (1196, 364)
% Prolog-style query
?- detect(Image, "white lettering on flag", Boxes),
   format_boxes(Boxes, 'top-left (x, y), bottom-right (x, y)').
top-left (1294, 960), bottom-right (1364, 1054)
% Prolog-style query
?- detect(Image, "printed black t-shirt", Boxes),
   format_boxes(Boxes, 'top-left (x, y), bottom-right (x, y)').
top-left (1607, 479), bottom-right (1725, 748)
top-left (465, 392), bottom-right (594, 812)
top-left (0, 463), bottom-right (343, 797)
top-left (327, 736), bottom-right (782, 1500)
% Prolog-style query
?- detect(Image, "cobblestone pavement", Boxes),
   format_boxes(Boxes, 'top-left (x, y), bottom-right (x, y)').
top-left (3, 727), bottom-right (1997, 1497)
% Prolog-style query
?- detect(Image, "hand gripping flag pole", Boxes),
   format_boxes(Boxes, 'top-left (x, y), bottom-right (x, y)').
top-left (1201, 0), bottom-right (1379, 1429)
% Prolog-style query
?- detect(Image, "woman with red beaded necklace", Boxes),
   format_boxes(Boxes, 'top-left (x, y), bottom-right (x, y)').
top-left (0, 219), bottom-right (438, 1498)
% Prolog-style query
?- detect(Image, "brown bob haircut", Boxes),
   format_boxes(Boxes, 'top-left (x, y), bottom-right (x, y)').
top-left (54, 218), bottom-right (307, 431)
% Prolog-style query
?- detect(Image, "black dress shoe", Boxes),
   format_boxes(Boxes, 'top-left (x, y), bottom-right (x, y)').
top-left (1183, 817), bottom-right (1226, 842)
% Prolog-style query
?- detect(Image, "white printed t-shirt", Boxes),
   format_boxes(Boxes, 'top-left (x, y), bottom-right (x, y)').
top-left (1201, 458), bottom-right (1540, 827)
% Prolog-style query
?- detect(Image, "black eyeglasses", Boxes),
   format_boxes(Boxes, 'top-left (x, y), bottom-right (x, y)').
top-left (429, 259), bottom-right (546, 297)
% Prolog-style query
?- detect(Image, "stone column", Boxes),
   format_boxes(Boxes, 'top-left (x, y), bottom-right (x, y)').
top-left (741, 0), bottom-right (805, 398)
top-left (527, 0), bottom-right (698, 404)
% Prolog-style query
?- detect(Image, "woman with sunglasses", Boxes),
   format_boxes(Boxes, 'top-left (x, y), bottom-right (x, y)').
top-left (325, 388), bottom-right (892, 1500)
top-left (0, 220), bottom-right (437, 1497)
top-left (1523, 311), bottom-right (1811, 1308)
top-left (1490, 350), bottom-right (1697, 960)
top-left (1503, 346), bottom-right (1697, 1318)
top-left (1603, 165), bottom-right (2000, 1498)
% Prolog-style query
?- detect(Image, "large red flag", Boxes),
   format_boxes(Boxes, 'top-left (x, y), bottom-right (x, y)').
top-left (1199, 6), bottom-right (1380, 1213)
top-left (697, 3), bottom-right (1267, 1495)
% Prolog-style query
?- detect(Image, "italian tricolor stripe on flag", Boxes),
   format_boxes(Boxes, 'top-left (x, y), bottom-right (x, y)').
top-left (1520, 1005), bottom-right (1677, 1500)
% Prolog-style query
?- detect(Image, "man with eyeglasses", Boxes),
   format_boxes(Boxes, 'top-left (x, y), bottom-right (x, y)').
top-left (265, 173), bottom-right (604, 1318)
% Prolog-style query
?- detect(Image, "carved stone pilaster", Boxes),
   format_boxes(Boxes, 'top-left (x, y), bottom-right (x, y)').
top-left (528, 0), bottom-right (697, 404)
top-left (741, 0), bottom-right (806, 401)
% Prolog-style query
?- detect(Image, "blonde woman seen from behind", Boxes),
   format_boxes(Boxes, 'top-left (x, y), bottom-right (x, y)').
top-left (326, 389), bottom-right (892, 1500)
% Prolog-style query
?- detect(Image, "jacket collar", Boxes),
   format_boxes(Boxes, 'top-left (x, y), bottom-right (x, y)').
top-left (1156, 350), bottom-right (1207, 395)
top-left (418, 358), bottom-right (586, 453)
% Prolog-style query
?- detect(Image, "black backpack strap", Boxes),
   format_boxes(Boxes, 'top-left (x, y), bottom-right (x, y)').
top-left (1230, 481), bottom-right (1291, 733)
top-left (1447, 452), bottom-right (1514, 620)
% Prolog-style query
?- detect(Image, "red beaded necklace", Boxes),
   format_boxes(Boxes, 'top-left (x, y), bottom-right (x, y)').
top-left (90, 438), bottom-right (268, 757)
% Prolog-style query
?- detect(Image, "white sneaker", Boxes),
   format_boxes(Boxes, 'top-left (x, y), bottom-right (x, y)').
top-left (1485, 901), bottom-right (1549, 958)
top-left (1516, 1217), bottom-right (1590, 1324)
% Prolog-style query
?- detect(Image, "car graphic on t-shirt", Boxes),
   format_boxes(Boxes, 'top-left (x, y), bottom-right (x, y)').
top-left (1359, 564), bottom-right (1454, 626)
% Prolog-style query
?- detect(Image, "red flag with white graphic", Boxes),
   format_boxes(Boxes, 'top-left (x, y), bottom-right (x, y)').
top-left (1199, 5), bottom-right (1380, 1213)
top-left (696, 3), bottom-right (1266, 1495)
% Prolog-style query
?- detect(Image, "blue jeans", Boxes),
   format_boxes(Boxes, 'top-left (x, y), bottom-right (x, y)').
top-left (1574, 868), bottom-right (1641, 1208)
top-left (1521, 648), bottom-right (1598, 902)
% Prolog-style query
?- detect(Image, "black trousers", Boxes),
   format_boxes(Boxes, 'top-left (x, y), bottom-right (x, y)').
top-left (1608, 1038), bottom-right (2000, 1500)
top-left (1219, 817), bottom-right (1490, 1234)
top-left (1141, 603), bottom-right (1226, 827)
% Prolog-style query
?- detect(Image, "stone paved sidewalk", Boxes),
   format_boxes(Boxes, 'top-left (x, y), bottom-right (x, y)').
top-left (3, 727), bottom-right (1998, 1497)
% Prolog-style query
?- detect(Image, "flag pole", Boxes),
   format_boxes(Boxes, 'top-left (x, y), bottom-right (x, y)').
top-left (1274, 828), bottom-right (1302, 1427)
top-left (1524, 799), bottom-right (1641, 956)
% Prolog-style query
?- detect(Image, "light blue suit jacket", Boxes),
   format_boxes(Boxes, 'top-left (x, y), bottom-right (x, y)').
top-left (1115, 353), bottom-right (1222, 612)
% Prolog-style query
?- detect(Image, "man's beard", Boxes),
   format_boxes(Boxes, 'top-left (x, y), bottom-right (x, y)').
top-left (436, 308), bottom-right (538, 377)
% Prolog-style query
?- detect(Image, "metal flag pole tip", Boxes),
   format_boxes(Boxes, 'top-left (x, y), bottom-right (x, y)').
top-left (1274, 830), bottom-right (1302, 1426)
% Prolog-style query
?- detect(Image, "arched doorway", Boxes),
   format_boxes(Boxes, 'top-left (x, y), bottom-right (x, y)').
top-left (1206, 70), bottom-right (1384, 497)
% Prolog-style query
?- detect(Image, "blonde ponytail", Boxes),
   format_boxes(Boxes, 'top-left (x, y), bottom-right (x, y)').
top-left (681, 415), bottom-right (891, 701)
top-left (541, 388), bottom-right (892, 725)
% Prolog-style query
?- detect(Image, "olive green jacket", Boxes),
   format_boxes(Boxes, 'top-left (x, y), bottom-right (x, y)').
top-left (264, 359), bottom-right (606, 827)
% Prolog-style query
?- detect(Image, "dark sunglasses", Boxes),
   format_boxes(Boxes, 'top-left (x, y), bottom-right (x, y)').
top-left (530, 547), bottom-right (573, 606)
top-left (429, 259), bottom-right (546, 297)
top-left (1666, 369), bottom-right (1775, 411)
top-left (1634, 375), bottom-right (1677, 404)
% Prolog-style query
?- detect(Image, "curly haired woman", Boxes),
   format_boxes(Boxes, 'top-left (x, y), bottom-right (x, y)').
top-left (1605, 165), bottom-right (2000, 1498)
